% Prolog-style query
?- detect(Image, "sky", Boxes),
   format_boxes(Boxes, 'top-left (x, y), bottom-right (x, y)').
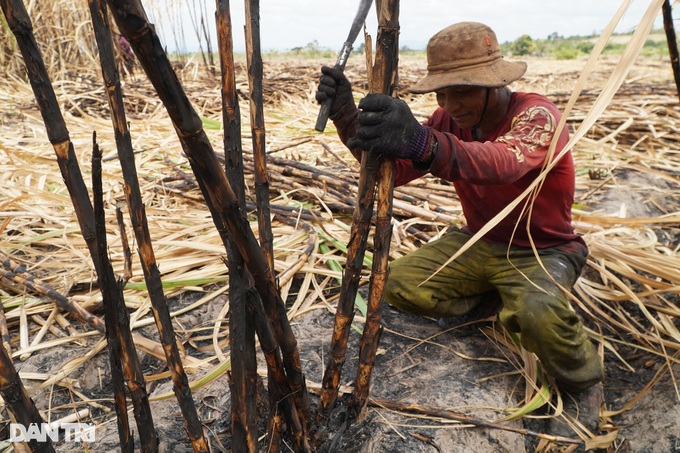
top-left (143, 0), bottom-right (669, 54)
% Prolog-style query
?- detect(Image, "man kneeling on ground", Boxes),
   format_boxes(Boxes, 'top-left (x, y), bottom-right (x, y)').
top-left (316, 21), bottom-right (604, 439)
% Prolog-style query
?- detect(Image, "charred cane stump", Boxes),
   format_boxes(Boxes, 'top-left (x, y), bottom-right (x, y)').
top-left (216, 0), bottom-right (259, 450)
top-left (244, 0), bottom-right (311, 439)
top-left (662, 0), bottom-right (680, 102)
top-left (244, 0), bottom-right (275, 271)
top-left (317, 151), bottom-right (380, 421)
top-left (88, 1), bottom-right (208, 451)
top-left (318, 0), bottom-right (402, 422)
top-left (0, 344), bottom-right (55, 453)
top-left (245, 289), bottom-right (311, 452)
top-left (352, 0), bottom-right (400, 416)
top-left (0, 1), bottom-right (157, 449)
top-left (105, 0), bottom-right (311, 433)
top-left (92, 141), bottom-right (135, 453)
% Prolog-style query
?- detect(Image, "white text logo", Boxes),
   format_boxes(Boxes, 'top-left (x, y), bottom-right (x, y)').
top-left (9, 423), bottom-right (96, 443)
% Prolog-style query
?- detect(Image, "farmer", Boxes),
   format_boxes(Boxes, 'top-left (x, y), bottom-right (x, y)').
top-left (316, 21), bottom-right (604, 438)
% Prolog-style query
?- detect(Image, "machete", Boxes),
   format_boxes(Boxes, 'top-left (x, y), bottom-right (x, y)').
top-left (315, 0), bottom-right (373, 132)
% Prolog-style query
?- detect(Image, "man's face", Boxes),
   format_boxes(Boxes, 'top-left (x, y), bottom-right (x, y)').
top-left (435, 85), bottom-right (488, 129)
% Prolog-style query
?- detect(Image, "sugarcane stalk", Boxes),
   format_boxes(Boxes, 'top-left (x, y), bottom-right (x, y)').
top-left (0, 315), bottom-right (46, 453)
top-left (245, 288), bottom-right (311, 453)
top-left (266, 413), bottom-right (283, 453)
top-left (242, 0), bottom-right (312, 435)
top-left (0, 255), bottom-right (205, 370)
top-left (87, 1), bottom-right (208, 451)
top-left (0, 1), bottom-right (157, 448)
top-left (92, 136), bottom-right (156, 452)
top-left (317, 150), bottom-right (380, 421)
top-left (352, 160), bottom-right (393, 413)
top-left (0, 253), bottom-right (106, 333)
top-left (662, 0), bottom-right (680, 103)
top-left (115, 207), bottom-right (133, 284)
top-left (105, 0), bottom-right (311, 429)
top-left (352, 0), bottom-right (400, 415)
top-left (0, 340), bottom-right (55, 453)
top-left (216, 0), bottom-right (259, 450)
top-left (244, 0), bottom-right (274, 271)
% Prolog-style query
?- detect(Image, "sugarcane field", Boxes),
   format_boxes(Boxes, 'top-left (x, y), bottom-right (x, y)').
top-left (1, 0), bottom-right (680, 451)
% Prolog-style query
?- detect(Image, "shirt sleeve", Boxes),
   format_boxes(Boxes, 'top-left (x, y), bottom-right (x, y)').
top-left (430, 102), bottom-right (563, 185)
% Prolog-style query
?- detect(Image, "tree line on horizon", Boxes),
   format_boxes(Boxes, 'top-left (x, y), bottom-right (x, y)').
top-left (280, 28), bottom-right (671, 61)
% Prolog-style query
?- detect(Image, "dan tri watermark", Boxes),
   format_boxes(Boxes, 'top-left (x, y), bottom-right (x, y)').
top-left (9, 423), bottom-right (96, 443)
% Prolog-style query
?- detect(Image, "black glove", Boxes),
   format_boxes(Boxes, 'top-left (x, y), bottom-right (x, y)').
top-left (316, 66), bottom-right (357, 121)
top-left (347, 94), bottom-right (432, 161)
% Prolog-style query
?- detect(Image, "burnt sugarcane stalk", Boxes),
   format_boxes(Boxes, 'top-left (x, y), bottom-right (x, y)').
top-left (0, 1), bottom-right (157, 449)
top-left (115, 208), bottom-right (134, 284)
top-left (0, 255), bottom-right (195, 368)
top-left (317, 150), bottom-right (380, 420)
top-left (0, 342), bottom-right (55, 453)
top-left (87, 1), bottom-right (208, 451)
top-left (244, 0), bottom-right (274, 271)
top-left (105, 0), bottom-right (311, 429)
top-left (92, 136), bottom-right (135, 453)
top-left (92, 138), bottom-right (158, 452)
top-left (318, 0), bottom-right (401, 422)
top-left (216, 0), bottom-right (258, 450)
top-left (243, 0), bottom-right (302, 442)
top-left (662, 0), bottom-right (680, 103)
top-left (0, 317), bottom-right (49, 453)
top-left (352, 159), bottom-right (394, 414)
top-left (353, 0), bottom-right (400, 415)
top-left (245, 289), bottom-right (311, 453)
top-left (0, 253), bottom-right (106, 333)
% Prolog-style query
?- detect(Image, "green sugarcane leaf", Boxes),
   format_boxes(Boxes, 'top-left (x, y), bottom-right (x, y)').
top-left (124, 276), bottom-right (228, 291)
top-left (201, 117), bottom-right (222, 130)
top-left (319, 230), bottom-right (373, 268)
top-left (498, 381), bottom-right (551, 421)
top-left (19, 228), bottom-right (81, 246)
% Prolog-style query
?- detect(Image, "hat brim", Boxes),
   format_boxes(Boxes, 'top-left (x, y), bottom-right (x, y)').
top-left (408, 59), bottom-right (527, 94)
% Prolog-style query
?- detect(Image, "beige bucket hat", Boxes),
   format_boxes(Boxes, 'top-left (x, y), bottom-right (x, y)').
top-left (409, 22), bottom-right (527, 94)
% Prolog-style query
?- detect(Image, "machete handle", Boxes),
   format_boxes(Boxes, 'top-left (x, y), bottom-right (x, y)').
top-left (315, 97), bottom-right (333, 132)
top-left (315, 45), bottom-right (352, 132)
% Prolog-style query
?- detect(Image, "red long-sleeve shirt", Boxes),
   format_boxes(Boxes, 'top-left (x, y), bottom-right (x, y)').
top-left (335, 92), bottom-right (588, 254)
top-left (338, 92), bottom-right (587, 253)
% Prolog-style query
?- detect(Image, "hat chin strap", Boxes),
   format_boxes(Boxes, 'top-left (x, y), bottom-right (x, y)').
top-left (471, 87), bottom-right (491, 134)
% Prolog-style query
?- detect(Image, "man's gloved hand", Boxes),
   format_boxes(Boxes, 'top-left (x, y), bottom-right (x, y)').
top-left (347, 94), bottom-right (432, 161)
top-left (316, 66), bottom-right (357, 121)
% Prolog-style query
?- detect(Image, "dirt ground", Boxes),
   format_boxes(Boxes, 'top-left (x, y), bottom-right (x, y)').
top-left (14, 272), bottom-right (680, 452)
top-left (2, 53), bottom-right (680, 453)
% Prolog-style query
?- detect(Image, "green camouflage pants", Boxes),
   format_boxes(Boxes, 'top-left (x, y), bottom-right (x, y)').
top-left (385, 227), bottom-right (603, 392)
